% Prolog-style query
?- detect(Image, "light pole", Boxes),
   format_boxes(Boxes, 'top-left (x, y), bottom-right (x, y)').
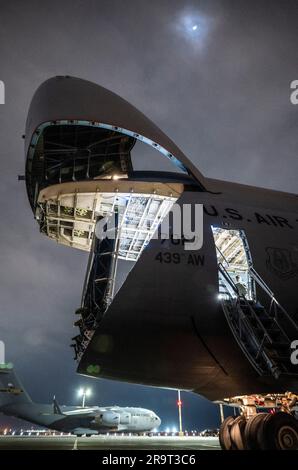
top-left (219, 403), bottom-right (225, 424)
top-left (177, 390), bottom-right (183, 436)
top-left (78, 387), bottom-right (91, 407)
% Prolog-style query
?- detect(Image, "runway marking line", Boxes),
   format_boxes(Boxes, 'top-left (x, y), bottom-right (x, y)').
top-left (72, 437), bottom-right (78, 450)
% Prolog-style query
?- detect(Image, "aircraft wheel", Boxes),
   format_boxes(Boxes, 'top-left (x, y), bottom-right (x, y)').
top-left (260, 412), bottom-right (298, 450)
top-left (244, 413), bottom-right (268, 450)
top-left (230, 415), bottom-right (246, 450)
top-left (219, 416), bottom-right (234, 450)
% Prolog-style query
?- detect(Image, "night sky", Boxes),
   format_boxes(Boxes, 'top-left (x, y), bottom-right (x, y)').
top-left (0, 0), bottom-right (297, 431)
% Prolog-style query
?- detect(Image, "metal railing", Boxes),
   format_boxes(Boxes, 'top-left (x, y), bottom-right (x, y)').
top-left (218, 263), bottom-right (283, 378)
top-left (215, 244), bottom-right (298, 334)
top-left (248, 266), bottom-right (298, 332)
top-left (219, 264), bottom-right (274, 342)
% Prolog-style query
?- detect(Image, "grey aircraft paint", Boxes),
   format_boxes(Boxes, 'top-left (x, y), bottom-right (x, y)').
top-left (24, 77), bottom-right (298, 403)
top-left (0, 366), bottom-right (160, 435)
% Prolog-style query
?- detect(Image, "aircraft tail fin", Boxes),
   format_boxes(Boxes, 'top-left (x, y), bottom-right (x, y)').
top-left (53, 396), bottom-right (62, 414)
top-left (0, 364), bottom-right (32, 408)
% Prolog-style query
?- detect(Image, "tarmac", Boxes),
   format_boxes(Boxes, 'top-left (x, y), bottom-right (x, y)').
top-left (0, 435), bottom-right (220, 450)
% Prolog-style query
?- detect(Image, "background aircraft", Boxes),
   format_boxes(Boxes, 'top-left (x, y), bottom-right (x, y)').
top-left (0, 364), bottom-right (161, 436)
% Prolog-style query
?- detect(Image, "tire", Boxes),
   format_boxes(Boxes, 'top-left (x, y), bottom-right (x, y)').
top-left (230, 415), bottom-right (247, 450)
top-left (261, 412), bottom-right (298, 450)
top-left (219, 416), bottom-right (234, 450)
top-left (244, 413), bottom-right (268, 450)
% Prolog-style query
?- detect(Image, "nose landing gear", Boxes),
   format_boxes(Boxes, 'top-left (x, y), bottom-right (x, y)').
top-left (220, 412), bottom-right (298, 450)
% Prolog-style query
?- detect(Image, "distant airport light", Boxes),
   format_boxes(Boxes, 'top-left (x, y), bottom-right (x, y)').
top-left (78, 387), bottom-right (91, 396)
top-left (78, 387), bottom-right (92, 407)
top-left (192, 25), bottom-right (198, 31)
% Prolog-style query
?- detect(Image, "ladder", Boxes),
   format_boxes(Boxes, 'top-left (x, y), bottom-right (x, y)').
top-left (218, 263), bottom-right (298, 378)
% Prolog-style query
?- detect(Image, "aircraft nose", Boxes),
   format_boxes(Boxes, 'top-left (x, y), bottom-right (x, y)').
top-left (156, 415), bottom-right (161, 428)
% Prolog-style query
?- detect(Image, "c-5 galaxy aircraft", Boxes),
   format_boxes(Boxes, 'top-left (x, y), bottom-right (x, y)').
top-left (0, 364), bottom-right (161, 435)
top-left (23, 76), bottom-right (298, 449)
